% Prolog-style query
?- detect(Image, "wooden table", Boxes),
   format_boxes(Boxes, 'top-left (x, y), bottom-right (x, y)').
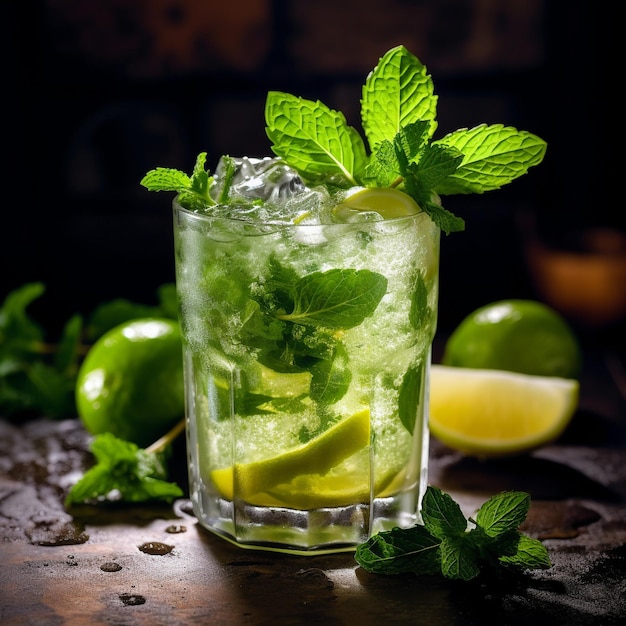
top-left (1, 343), bottom-right (625, 625)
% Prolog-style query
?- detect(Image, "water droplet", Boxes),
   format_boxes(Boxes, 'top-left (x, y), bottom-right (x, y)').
top-left (119, 593), bottom-right (146, 606)
top-left (100, 562), bottom-right (123, 572)
top-left (138, 541), bottom-right (174, 555)
top-left (165, 524), bottom-right (187, 534)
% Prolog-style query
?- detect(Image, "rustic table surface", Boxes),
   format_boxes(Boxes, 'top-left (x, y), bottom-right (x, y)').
top-left (1, 341), bottom-right (625, 625)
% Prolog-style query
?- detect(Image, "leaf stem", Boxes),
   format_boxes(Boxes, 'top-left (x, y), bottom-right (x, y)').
top-left (145, 417), bottom-right (186, 455)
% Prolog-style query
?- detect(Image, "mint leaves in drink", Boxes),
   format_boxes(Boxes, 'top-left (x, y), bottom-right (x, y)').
top-left (264, 44), bottom-right (547, 233)
top-left (355, 486), bottom-right (551, 580)
top-left (278, 269), bottom-right (387, 329)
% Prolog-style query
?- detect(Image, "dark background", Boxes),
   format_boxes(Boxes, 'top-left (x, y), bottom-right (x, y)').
top-left (4, 1), bottom-right (620, 339)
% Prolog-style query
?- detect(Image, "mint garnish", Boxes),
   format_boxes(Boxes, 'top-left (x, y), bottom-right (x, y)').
top-left (355, 486), bottom-right (551, 580)
top-left (263, 45), bottom-right (547, 233)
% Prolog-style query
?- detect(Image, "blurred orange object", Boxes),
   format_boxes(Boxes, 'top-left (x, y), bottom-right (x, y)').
top-left (524, 227), bottom-right (626, 328)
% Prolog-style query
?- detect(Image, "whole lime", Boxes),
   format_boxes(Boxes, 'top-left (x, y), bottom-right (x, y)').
top-left (76, 318), bottom-right (185, 447)
top-left (441, 300), bottom-right (582, 379)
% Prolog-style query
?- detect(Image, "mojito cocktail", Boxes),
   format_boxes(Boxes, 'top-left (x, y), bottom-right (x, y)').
top-left (174, 157), bottom-right (439, 553)
top-left (143, 45), bottom-right (547, 554)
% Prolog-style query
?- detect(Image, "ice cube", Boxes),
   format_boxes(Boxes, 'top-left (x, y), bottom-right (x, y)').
top-left (214, 156), bottom-right (307, 202)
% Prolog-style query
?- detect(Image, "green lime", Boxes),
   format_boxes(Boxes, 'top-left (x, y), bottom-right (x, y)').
top-left (76, 318), bottom-right (185, 447)
top-left (442, 300), bottom-right (582, 379)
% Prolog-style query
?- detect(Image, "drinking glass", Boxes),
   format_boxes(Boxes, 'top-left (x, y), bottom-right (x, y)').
top-left (174, 198), bottom-right (440, 554)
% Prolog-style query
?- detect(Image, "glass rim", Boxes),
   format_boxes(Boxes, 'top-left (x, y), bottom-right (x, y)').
top-left (172, 195), bottom-right (438, 230)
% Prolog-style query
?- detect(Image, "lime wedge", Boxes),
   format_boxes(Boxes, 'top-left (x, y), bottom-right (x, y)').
top-left (430, 365), bottom-right (579, 457)
top-left (211, 408), bottom-right (370, 501)
top-left (335, 187), bottom-right (421, 220)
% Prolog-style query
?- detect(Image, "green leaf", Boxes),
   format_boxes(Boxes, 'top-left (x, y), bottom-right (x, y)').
top-left (140, 168), bottom-right (191, 193)
top-left (26, 361), bottom-right (76, 417)
top-left (421, 200), bottom-right (465, 234)
top-left (439, 535), bottom-right (481, 580)
top-left (475, 491), bottom-right (531, 538)
top-left (310, 343), bottom-right (352, 404)
top-left (141, 152), bottom-right (217, 210)
top-left (405, 143), bottom-right (464, 194)
top-left (354, 486), bottom-right (549, 581)
top-left (361, 45), bottom-right (438, 152)
top-left (498, 533), bottom-right (552, 571)
top-left (265, 91), bottom-right (368, 185)
top-left (0, 282), bottom-right (45, 348)
top-left (85, 287), bottom-right (177, 341)
top-left (408, 271), bottom-right (431, 331)
top-left (421, 486), bottom-right (468, 538)
top-left (355, 524), bottom-right (441, 575)
top-left (65, 433), bottom-right (183, 506)
top-left (278, 269), bottom-right (387, 330)
top-left (398, 364), bottom-right (422, 434)
top-left (432, 124), bottom-right (548, 194)
top-left (53, 314), bottom-right (83, 374)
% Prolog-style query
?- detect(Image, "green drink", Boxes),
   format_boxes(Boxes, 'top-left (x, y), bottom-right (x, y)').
top-left (173, 158), bottom-right (439, 552)
top-left (142, 45), bottom-right (546, 554)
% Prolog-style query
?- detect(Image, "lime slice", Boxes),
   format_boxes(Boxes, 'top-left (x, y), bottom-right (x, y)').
top-left (334, 187), bottom-right (421, 220)
top-left (211, 408), bottom-right (370, 500)
top-left (264, 461), bottom-right (403, 509)
top-left (429, 365), bottom-right (579, 457)
top-left (251, 362), bottom-right (311, 398)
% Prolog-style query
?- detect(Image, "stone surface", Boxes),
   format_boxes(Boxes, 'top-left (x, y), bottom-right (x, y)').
top-left (1, 411), bottom-right (625, 625)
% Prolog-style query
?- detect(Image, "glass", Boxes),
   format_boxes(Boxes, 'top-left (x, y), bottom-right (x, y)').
top-left (174, 198), bottom-right (440, 555)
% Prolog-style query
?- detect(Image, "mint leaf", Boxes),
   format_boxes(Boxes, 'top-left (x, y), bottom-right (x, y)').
top-left (355, 486), bottom-right (551, 581)
top-left (140, 167), bottom-right (191, 193)
top-left (354, 524), bottom-right (441, 575)
top-left (432, 124), bottom-right (548, 194)
top-left (498, 533), bottom-right (551, 570)
top-left (361, 45), bottom-right (438, 151)
top-left (398, 364), bottom-right (422, 434)
top-left (408, 271), bottom-right (431, 330)
top-left (0, 283), bottom-right (80, 417)
top-left (141, 152), bottom-right (217, 210)
top-left (421, 485), bottom-right (468, 538)
top-left (278, 269), bottom-right (387, 329)
top-left (265, 91), bottom-right (368, 186)
top-left (440, 535), bottom-right (481, 581)
top-left (310, 343), bottom-right (352, 404)
top-left (475, 490), bottom-right (530, 538)
top-left (65, 432), bottom-right (183, 505)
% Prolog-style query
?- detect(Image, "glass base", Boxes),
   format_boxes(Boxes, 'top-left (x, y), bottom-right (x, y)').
top-left (191, 489), bottom-right (420, 555)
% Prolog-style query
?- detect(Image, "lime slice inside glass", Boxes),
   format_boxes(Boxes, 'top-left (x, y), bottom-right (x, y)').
top-left (211, 408), bottom-right (370, 501)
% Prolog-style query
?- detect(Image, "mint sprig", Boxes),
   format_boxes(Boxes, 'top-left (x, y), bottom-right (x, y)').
top-left (140, 152), bottom-right (234, 210)
top-left (141, 46), bottom-right (546, 235)
top-left (355, 486), bottom-right (551, 580)
top-left (264, 45), bottom-right (547, 234)
top-left (65, 422), bottom-right (185, 506)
